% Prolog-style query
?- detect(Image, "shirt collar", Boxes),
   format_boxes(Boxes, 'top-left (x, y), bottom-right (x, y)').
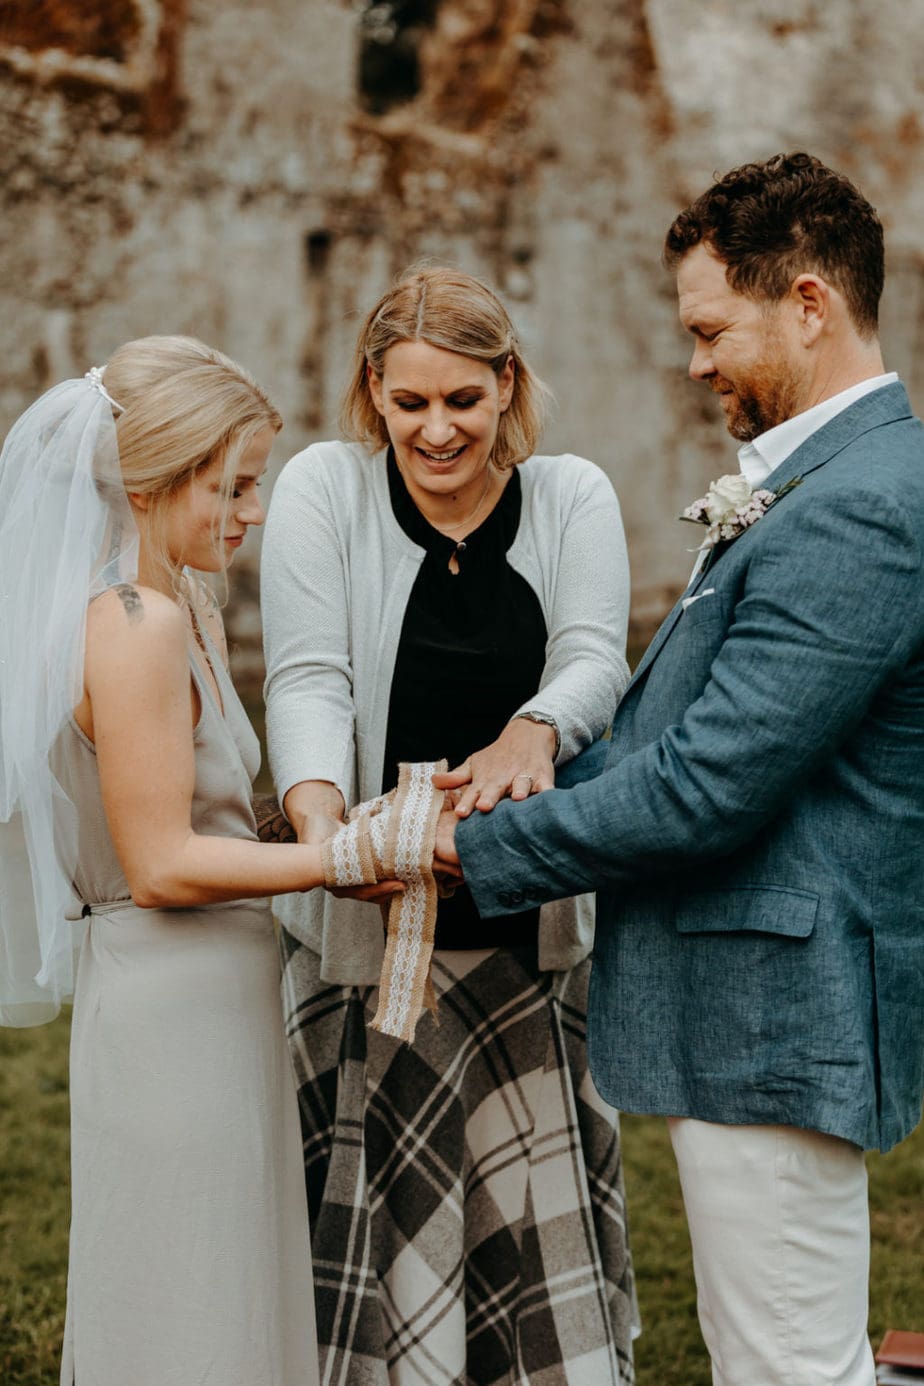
top-left (737, 372), bottom-right (898, 487)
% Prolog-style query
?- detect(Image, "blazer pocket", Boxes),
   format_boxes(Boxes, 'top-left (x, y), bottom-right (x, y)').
top-left (675, 884), bottom-right (819, 938)
top-left (668, 885), bottom-right (828, 1090)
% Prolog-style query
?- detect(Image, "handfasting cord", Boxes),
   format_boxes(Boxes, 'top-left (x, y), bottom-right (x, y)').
top-left (321, 761), bottom-right (448, 1043)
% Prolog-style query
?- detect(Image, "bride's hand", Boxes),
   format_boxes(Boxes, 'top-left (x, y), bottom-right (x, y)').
top-left (289, 810), bottom-right (398, 901)
top-left (307, 815), bottom-right (405, 904)
top-left (432, 717), bottom-right (556, 818)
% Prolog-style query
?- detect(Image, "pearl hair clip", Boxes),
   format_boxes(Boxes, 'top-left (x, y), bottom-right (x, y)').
top-left (84, 365), bottom-right (125, 414)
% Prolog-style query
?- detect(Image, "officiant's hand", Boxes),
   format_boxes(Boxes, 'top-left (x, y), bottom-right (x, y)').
top-left (298, 811), bottom-right (343, 845)
top-left (432, 716), bottom-right (556, 818)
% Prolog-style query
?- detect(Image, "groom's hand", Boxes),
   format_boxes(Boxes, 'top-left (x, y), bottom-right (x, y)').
top-left (433, 806), bottom-right (463, 882)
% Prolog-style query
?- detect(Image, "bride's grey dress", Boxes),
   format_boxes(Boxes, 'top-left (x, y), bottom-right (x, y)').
top-left (53, 623), bottom-right (318, 1386)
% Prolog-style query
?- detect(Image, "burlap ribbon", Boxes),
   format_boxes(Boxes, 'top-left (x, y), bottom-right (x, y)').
top-left (321, 760), bottom-right (448, 1044)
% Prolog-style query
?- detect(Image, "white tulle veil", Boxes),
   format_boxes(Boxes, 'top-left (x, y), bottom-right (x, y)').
top-left (0, 369), bottom-right (139, 1025)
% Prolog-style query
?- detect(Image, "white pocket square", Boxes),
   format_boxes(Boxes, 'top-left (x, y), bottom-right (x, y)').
top-left (682, 587), bottom-right (716, 611)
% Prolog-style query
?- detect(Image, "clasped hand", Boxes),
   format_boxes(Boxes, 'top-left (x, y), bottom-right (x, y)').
top-left (431, 717), bottom-right (556, 817)
top-left (430, 717), bottom-right (556, 880)
top-left (285, 719), bottom-right (555, 900)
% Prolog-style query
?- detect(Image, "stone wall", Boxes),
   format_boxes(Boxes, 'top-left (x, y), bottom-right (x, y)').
top-left (3, 0), bottom-right (924, 691)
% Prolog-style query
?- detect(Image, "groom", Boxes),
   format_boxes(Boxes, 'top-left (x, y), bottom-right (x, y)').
top-left (435, 153), bottom-right (924, 1384)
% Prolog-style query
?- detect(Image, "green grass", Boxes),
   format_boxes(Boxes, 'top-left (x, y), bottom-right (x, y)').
top-left (0, 1017), bottom-right (71, 1385)
top-left (1, 1017), bottom-right (921, 1384)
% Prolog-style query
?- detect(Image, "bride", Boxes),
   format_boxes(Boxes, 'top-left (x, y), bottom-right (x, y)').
top-left (0, 336), bottom-right (327, 1386)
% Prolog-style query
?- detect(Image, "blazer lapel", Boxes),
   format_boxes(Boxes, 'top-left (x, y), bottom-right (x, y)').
top-left (625, 383), bottom-right (913, 696)
top-left (761, 380), bottom-right (912, 495)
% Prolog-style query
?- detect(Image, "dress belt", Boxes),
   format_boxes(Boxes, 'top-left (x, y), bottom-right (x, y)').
top-left (80, 898), bottom-right (136, 916)
top-left (75, 896), bottom-right (270, 917)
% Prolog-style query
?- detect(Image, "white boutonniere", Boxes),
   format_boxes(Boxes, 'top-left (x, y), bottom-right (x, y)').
top-left (680, 473), bottom-right (801, 551)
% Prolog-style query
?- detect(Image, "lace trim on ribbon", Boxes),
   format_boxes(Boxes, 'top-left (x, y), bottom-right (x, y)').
top-left (321, 760), bottom-right (447, 1043)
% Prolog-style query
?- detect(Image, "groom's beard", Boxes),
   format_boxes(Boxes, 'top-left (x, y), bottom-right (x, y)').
top-left (713, 353), bottom-right (804, 442)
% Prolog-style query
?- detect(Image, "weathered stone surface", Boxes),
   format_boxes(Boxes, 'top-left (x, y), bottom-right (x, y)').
top-left (3, 0), bottom-right (923, 688)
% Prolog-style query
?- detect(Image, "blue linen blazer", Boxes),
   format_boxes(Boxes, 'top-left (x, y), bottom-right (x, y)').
top-left (458, 382), bottom-right (924, 1152)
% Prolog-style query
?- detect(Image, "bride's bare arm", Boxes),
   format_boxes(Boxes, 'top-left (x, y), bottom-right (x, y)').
top-left (82, 585), bottom-right (326, 908)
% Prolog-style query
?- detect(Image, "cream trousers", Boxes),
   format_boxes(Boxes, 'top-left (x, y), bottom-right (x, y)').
top-left (667, 1118), bottom-right (876, 1386)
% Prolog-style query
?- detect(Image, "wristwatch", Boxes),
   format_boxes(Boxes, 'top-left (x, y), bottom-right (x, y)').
top-left (514, 710), bottom-right (561, 759)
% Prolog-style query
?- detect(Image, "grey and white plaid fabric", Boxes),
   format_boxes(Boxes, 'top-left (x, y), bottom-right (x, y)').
top-left (282, 934), bottom-right (638, 1386)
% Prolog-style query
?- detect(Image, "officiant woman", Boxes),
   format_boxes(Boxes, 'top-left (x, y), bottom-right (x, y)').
top-left (261, 265), bottom-right (638, 1385)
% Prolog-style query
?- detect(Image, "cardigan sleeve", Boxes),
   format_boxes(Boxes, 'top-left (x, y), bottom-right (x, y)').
top-left (514, 457), bottom-right (631, 764)
top-left (260, 446), bottom-right (357, 808)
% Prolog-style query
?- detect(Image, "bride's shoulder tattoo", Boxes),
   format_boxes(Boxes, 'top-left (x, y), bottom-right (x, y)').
top-left (113, 583), bottom-right (144, 625)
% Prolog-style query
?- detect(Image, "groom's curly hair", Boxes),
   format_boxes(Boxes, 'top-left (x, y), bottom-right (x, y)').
top-left (663, 152), bottom-right (884, 338)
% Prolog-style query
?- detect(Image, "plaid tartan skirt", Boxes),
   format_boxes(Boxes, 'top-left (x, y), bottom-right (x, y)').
top-left (281, 935), bottom-right (639, 1386)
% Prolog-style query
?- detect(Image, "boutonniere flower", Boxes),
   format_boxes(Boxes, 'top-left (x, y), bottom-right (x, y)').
top-left (680, 473), bottom-right (801, 551)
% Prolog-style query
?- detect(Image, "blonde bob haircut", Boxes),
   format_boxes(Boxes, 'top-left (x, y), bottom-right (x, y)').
top-left (103, 335), bottom-right (281, 594)
top-left (340, 266), bottom-right (550, 470)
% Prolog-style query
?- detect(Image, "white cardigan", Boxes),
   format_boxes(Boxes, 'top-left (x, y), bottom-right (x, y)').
top-left (261, 440), bottom-right (631, 982)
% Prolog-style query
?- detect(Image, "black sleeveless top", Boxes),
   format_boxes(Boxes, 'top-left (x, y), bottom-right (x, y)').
top-left (382, 451), bottom-right (547, 949)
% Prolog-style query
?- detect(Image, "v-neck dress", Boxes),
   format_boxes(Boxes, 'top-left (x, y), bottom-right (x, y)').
top-left (52, 625), bottom-right (318, 1386)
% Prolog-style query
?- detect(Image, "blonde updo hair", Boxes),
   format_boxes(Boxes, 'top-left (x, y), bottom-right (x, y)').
top-left (340, 266), bottom-right (550, 470)
top-left (102, 335), bottom-right (281, 592)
